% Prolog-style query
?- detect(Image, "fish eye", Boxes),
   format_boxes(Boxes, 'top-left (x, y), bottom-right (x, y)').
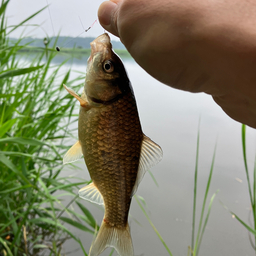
top-left (103, 60), bottom-right (114, 73)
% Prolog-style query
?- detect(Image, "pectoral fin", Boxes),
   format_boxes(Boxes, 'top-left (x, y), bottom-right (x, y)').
top-left (63, 84), bottom-right (89, 108)
top-left (63, 140), bottom-right (83, 164)
top-left (131, 134), bottom-right (163, 196)
top-left (79, 182), bottom-right (104, 205)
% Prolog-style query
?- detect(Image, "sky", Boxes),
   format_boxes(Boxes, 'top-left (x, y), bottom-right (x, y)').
top-left (6, 0), bottom-right (119, 40)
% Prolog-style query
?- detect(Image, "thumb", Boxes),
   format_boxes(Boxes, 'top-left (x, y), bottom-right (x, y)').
top-left (98, 0), bottom-right (120, 37)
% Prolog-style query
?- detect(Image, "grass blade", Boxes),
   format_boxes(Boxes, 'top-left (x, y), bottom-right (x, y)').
top-left (76, 201), bottom-right (98, 229)
top-left (0, 65), bottom-right (44, 79)
top-left (221, 199), bottom-right (256, 238)
top-left (241, 124), bottom-right (253, 206)
top-left (232, 212), bottom-right (256, 236)
top-left (191, 128), bottom-right (200, 254)
top-left (194, 143), bottom-right (217, 255)
top-left (0, 237), bottom-right (14, 256)
top-left (0, 137), bottom-right (47, 146)
top-left (197, 191), bottom-right (218, 255)
top-left (0, 118), bottom-right (17, 137)
top-left (0, 153), bottom-right (31, 184)
top-left (59, 216), bottom-right (94, 233)
top-left (135, 195), bottom-right (173, 256)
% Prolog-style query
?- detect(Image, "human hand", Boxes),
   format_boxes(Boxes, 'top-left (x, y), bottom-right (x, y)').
top-left (98, 0), bottom-right (256, 128)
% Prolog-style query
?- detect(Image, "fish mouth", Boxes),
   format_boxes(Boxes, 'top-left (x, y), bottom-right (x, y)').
top-left (89, 33), bottom-right (112, 60)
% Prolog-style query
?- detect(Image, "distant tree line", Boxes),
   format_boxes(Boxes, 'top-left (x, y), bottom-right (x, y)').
top-left (8, 36), bottom-right (126, 49)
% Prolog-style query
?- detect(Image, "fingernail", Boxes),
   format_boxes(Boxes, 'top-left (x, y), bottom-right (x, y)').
top-left (98, 1), bottom-right (118, 26)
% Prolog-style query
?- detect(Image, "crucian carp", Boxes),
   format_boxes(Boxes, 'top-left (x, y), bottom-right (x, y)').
top-left (63, 33), bottom-right (163, 256)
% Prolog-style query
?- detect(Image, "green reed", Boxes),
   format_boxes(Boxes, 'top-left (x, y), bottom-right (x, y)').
top-left (227, 124), bottom-right (256, 251)
top-left (136, 127), bottom-right (217, 256)
top-left (190, 128), bottom-right (217, 256)
top-left (0, 1), bottom-right (98, 255)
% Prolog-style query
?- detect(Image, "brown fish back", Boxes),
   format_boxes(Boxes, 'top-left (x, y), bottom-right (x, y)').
top-left (79, 92), bottom-right (143, 228)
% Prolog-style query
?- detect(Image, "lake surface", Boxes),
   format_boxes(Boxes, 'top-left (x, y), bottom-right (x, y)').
top-left (56, 53), bottom-right (256, 256)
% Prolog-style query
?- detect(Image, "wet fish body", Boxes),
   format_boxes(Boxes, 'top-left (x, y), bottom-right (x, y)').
top-left (79, 92), bottom-right (143, 226)
top-left (63, 33), bottom-right (162, 256)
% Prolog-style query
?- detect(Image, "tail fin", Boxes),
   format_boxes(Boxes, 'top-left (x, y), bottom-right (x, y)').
top-left (89, 220), bottom-right (133, 256)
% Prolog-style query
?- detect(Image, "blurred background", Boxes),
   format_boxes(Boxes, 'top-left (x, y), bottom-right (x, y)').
top-left (1, 1), bottom-right (256, 256)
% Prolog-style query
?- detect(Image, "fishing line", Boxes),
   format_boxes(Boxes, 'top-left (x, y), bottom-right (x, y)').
top-left (85, 19), bottom-right (97, 32)
top-left (46, 2), bottom-right (97, 52)
top-left (56, 30), bottom-right (84, 51)
top-left (78, 16), bottom-right (85, 31)
top-left (46, 0), bottom-right (55, 36)
top-left (56, 19), bottom-right (97, 51)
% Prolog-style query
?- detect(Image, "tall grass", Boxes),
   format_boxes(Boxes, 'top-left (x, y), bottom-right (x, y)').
top-left (227, 124), bottom-right (256, 252)
top-left (190, 128), bottom-right (217, 256)
top-left (136, 127), bottom-right (217, 256)
top-left (0, 1), bottom-right (97, 255)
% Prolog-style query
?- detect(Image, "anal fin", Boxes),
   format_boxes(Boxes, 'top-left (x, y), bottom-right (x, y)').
top-left (79, 182), bottom-right (104, 205)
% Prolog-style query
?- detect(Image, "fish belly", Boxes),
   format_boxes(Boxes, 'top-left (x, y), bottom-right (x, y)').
top-left (78, 93), bottom-right (143, 227)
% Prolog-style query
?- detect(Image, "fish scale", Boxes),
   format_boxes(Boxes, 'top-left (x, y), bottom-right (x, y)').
top-left (79, 92), bottom-right (143, 228)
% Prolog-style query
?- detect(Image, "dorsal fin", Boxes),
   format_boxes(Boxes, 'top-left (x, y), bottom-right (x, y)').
top-left (79, 182), bottom-right (104, 205)
top-left (63, 140), bottom-right (83, 164)
top-left (131, 134), bottom-right (163, 196)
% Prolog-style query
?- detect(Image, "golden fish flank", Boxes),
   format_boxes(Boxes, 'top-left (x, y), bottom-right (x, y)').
top-left (63, 33), bottom-right (163, 256)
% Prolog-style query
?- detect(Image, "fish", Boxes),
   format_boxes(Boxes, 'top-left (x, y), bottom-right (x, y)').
top-left (63, 33), bottom-right (163, 256)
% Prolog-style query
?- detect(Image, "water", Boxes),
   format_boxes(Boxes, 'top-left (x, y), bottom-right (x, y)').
top-left (58, 54), bottom-right (256, 256)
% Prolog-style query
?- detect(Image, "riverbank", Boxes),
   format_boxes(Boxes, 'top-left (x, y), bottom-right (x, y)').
top-left (17, 45), bottom-right (131, 58)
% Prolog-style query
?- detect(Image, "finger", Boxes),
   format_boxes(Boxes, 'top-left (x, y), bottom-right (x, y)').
top-left (98, 0), bottom-right (120, 37)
